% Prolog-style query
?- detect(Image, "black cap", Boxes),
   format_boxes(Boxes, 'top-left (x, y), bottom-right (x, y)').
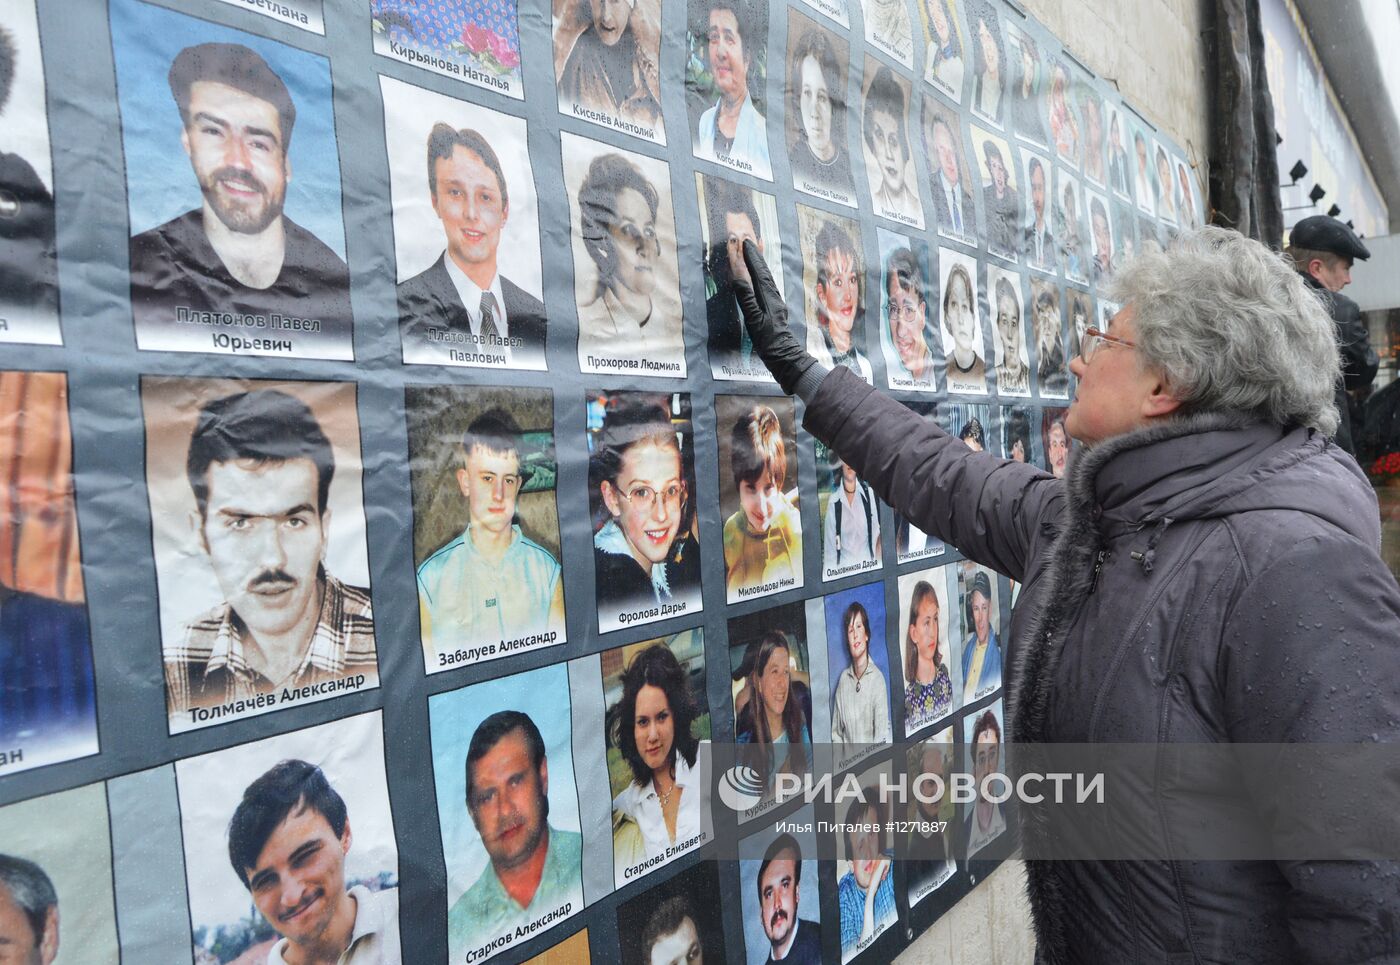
top-left (1289, 215), bottom-right (1370, 261)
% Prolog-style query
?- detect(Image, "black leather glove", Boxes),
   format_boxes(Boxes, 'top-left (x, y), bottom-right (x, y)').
top-left (734, 239), bottom-right (818, 396)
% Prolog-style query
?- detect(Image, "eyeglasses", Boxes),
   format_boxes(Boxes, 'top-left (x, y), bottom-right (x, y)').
top-left (1078, 325), bottom-right (1136, 362)
top-left (616, 483), bottom-right (686, 513)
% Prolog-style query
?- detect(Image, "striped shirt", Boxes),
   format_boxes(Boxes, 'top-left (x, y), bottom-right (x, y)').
top-left (163, 572), bottom-right (377, 715)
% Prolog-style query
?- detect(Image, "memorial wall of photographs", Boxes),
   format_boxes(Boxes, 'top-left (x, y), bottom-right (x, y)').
top-left (0, 0), bottom-right (1201, 960)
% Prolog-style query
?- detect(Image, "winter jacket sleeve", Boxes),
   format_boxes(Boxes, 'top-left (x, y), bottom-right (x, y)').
top-left (802, 365), bottom-right (1062, 581)
top-left (1220, 533), bottom-right (1400, 962)
top-left (1331, 291), bottom-right (1379, 393)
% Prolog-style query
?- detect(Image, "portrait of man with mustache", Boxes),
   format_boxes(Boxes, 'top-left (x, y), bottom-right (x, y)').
top-left (127, 41), bottom-right (352, 352)
top-left (754, 834), bottom-right (821, 964)
top-left (164, 388), bottom-right (376, 717)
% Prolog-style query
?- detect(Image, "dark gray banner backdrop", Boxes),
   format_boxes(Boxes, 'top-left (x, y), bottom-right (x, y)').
top-left (0, 0), bottom-right (1203, 961)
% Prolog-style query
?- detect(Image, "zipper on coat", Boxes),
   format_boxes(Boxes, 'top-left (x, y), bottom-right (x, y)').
top-left (1088, 548), bottom-right (1106, 593)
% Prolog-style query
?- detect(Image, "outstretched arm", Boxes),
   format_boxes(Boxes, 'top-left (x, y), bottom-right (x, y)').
top-left (735, 241), bottom-right (1060, 580)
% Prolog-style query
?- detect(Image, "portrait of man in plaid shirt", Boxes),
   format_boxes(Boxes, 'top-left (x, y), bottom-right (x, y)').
top-left (164, 388), bottom-right (377, 717)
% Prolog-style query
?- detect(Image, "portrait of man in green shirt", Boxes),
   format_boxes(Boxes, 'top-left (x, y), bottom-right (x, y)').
top-left (448, 710), bottom-right (583, 959)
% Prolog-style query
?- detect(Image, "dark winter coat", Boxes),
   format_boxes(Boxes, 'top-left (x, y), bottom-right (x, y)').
top-left (803, 365), bottom-right (1400, 964)
top-left (1301, 273), bottom-right (1377, 456)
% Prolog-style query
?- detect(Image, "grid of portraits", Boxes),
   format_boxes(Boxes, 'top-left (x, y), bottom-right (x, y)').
top-left (0, 0), bottom-right (1201, 960)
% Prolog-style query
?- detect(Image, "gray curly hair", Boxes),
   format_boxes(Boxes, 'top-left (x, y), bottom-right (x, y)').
top-left (1104, 225), bottom-right (1340, 435)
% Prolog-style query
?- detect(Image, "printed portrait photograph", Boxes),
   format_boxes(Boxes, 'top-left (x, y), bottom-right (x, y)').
top-left (430, 663), bottom-right (585, 963)
top-left (686, 0), bottom-right (773, 180)
top-left (963, 699), bottom-right (1007, 857)
top-left (602, 630), bottom-right (712, 886)
top-left (1086, 187), bottom-right (1115, 287)
top-left (716, 394), bottom-right (803, 603)
top-left (1103, 100), bottom-right (1132, 200)
top-left (901, 727), bottom-right (957, 905)
top-left (1002, 405), bottom-right (1037, 465)
top-left (797, 205), bottom-right (872, 382)
top-left (1174, 155), bottom-right (1200, 228)
top-left (1042, 406), bottom-right (1071, 478)
top-left (861, 60), bottom-right (924, 229)
top-left (1056, 168), bottom-right (1089, 285)
top-left (1030, 278), bottom-right (1068, 398)
top-left (1112, 199), bottom-right (1137, 264)
top-left (877, 230), bottom-right (939, 391)
top-left (616, 860), bottom-right (723, 965)
top-left (370, 0), bottom-right (524, 99)
top-left (890, 403), bottom-right (945, 564)
top-left (381, 75), bottom-right (546, 370)
top-left (407, 384), bottom-right (564, 673)
top-left (111, 0), bottom-right (353, 360)
top-left (1006, 20), bottom-right (1046, 147)
top-left (1129, 119), bottom-right (1156, 217)
top-left (0, 0), bottom-right (59, 346)
top-left (1078, 87), bottom-right (1107, 186)
top-left (971, 124), bottom-right (1020, 262)
top-left (1152, 138), bottom-right (1178, 226)
top-left (836, 760), bottom-right (898, 961)
top-left (586, 391), bottom-right (702, 632)
top-left (564, 133), bottom-right (685, 377)
top-left (0, 783), bottom-right (120, 964)
top-left (728, 601), bottom-right (823, 795)
top-left (141, 376), bottom-right (377, 733)
top-left (987, 263), bottom-right (1031, 398)
top-left (1021, 149), bottom-right (1056, 273)
top-left (0, 372), bottom-right (97, 775)
top-left (697, 173), bottom-right (784, 382)
top-left (738, 811), bottom-right (822, 965)
top-left (941, 401), bottom-right (995, 456)
top-left (1066, 287), bottom-right (1092, 358)
top-left (937, 246), bottom-right (988, 396)
top-left (862, 0), bottom-right (914, 68)
top-left (552, 0), bottom-right (663, 143)
top-left (965, 0), bottom-right (1006, 128)
top-left (921, 98), bottom-right (977, 245)
top-left (958, 560), bottom-right (1002, 702)
top-left (175, 712), bottom-right (400, 965)
top-left (524, 929), bottom-right (590, 965)
top-left (1045, 58), bottom-right (1080, 168)
top-left (785, 11), bottom-right (856, 206)
top-left (823, 582), bottom-right (891, 770)
top-left (918, 0), bottom-right (967, 102)
top-left (816, 438), bottom-right (884, 582)
top-left (897, 565), bottom-right (960, 736)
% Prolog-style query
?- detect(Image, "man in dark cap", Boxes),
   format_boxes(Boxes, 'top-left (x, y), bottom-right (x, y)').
top-left (0, 23), bottom-right (59, 337)
top-left (128, 42), bottom-right (351, 351)
top-left (1285, 214), bottom-right (1377, 455)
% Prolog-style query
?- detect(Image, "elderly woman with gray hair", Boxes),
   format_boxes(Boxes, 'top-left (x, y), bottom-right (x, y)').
top-left (733, 225), bottom-right (1400, 963)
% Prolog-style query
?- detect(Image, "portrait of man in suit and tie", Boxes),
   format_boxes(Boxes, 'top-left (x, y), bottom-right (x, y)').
top-left (397, 122), bottom-right (548, 370)
top-left (921, 101), bottom-right (976, 244)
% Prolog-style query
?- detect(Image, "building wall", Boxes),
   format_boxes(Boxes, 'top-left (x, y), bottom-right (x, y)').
top-left (1022, 0), bottom-right (1211, 185)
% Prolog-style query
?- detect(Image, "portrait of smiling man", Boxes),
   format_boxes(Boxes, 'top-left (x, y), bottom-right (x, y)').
top-left (449, 710), bottom-right (583, 955)
top-left (127, 41), bottom-right (352, 352)
top-left (162, 387), bottom-right (377, 721)
top-left (228, 759), bottom-right (400, 965)
top-left (397, 123), bottom-right (548, 369)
